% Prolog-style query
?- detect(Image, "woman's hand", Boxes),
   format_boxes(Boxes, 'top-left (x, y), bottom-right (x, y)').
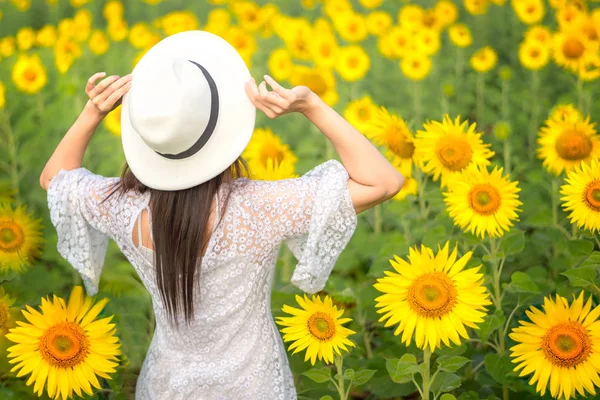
top-left (84, 72), bottom-right (133, 118)
top-left (244, 75), bottom-right (316, 119)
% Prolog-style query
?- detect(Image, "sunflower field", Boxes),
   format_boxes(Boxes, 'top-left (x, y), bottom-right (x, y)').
top-left (1, 0), bottom-right (600, 399)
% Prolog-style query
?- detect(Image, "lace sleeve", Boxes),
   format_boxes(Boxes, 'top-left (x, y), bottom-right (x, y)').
top-left (251, 160), bottom-right (357, 293)
top-left (47, 167), bottom-right (121, 296)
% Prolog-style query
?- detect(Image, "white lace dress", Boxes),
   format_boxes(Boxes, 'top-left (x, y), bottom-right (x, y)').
top-left (47, 159), bottom-right (358, 400)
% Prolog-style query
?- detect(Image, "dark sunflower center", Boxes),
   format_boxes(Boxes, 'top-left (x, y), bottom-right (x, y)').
top-left (407, 272), bottom-right (457, 317)
top-left (307, 312), bottom-right (336, 341)
top-left (387, 131), bottom-right (415, 159)
top-left (0, 303), bottom-right (8, 329)
top-left (563, 38), bottom-right (584, 59)
top-left (39, 322), bottom-right (90, 368)
top-left (260, 146), bottom-right (285, 167)
top-left (348, 56), bottom-right (359, 68)
top-left (357, 107), bottom-right (370, 121)
top-left (436, 137), bottom-right (473, 171)
top-left (0, 222), bottom-right (24, 253)
top-left (24, 68), bottom-right (37, 82)
top-left (555, 129), bottom-right (593, 161)
top-left (469, 184), bottom-right (502, 215)
top-left (583, 181), bottom-right (600, 211)
top-left (542, 321), bottom-right (591, 368)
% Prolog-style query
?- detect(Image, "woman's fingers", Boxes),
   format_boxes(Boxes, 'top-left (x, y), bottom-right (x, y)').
top-left (85, 72), bottom-right (107, 95)
top-left (263, 75), bottom-right (293, 100)
top-left (87, 75), bottom-right (121, 100)
top-left (245, 78), bottom-right (278, 118)
top-left (91, 75), bottom-right (132, 109)
top-left (100, 80), bottom-right (133, 111)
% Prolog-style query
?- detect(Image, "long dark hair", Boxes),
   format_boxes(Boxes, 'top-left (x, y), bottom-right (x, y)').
top-left (101, 157), bottom-right (250, 329)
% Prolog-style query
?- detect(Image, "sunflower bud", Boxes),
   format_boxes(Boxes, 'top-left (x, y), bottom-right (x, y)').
top-left (494, 121), bottom-right (511, 140)
top-left (499, 66), bottom-right (512, 81)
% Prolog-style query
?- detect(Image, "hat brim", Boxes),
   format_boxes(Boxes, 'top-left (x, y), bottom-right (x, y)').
top-left (121, 30), bottom-right (256, 191)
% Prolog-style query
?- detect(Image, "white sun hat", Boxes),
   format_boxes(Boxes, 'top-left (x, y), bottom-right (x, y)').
top-left (120, 30), bottom-right (256, 191)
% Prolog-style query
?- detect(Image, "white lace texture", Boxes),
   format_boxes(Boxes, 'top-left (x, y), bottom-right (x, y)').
top-left (46, 160), bottom-right (358, 399)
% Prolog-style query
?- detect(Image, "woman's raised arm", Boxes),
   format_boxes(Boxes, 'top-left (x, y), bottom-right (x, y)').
top-left (245, 75), bottom-right (404, 214)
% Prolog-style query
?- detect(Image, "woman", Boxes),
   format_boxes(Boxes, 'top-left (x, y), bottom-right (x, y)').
top-left (39, 31), bottom-right (403, 400)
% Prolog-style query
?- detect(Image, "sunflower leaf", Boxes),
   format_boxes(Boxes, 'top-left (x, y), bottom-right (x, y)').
top-left (352, 369), bottom-right (376, 385)
top-left (505, 272), bottom-right (541, 294)
top-left (567, 240), bottom-right (594, 259)
top-left (430, 371), bottom-right (462, 394)
top-left (561, 267), bottom-right (597, 288)
top-left (385, 356), bottom-right (418, 383)
top-left (500, 230), bottom-right (525, 257)
top-left (302, 367), bottom-right (332, 383)
top-left (440, 395), bottom-right (457, 400)
top-left (484, 353), bottom-right (516, 385)
top-left (436, 356), bottom-right (470, 372)
top-left (476, 310), bottom-right (506, 342)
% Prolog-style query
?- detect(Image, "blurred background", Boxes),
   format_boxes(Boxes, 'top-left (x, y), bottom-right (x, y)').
top-left (0, 0), bottom-right (599, 399)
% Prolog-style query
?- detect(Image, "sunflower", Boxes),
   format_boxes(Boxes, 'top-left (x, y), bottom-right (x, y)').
top-left (275, 294), bottom-right (356, 365)
top-left (335, 45), bottom-right (370, 82)
top-left (204, 8), bottom-right (231, 36)
top-left (392, 176), bottom-right (418, 201)
top-left (103, 105), bottom-right (122, 136)
top-left (16, 27), bottom-right (35, 51)
top-left (248, 157), bottom-right (298, 180)
top-left (366, 107), bottom-right (415, 177)
top-left (333, 12), bottom-right (368, 43)
top-left (444, 164), bottom-right (522, 238)
top-left (344, 95), bottom-right (378, 132)
top-left (359, 0), bottom-right (383, 9)
top-left (54, 37), bottom-right (82, 74)
top-left (6, 286), bottom-right (121, 400)
top-left (414, 115), bottom-right (495, 188)
top-left (470, 46), bottom-right (498, 73)
top-left (386, 26), bottom-right (413, 58)
top-left (128, 22), bottom-right (154, 49)
top-left (268, 48), bottom-right (293, 81)
top-left (230, 1), bottom-right (265, 33)
top-left (398, 5), bottom-right (424, 30)
top-left (464, 0), bottom-right (490, 15)
top-left (242, 127), bottom-right (298, 174)
top-left (419, 10), bottom-right (443, 32)
top-left (0, 287), bottom-right (16, 330)
top-left (88, 30), bottom-right (109, 55)
top-left (309, 34), bottom-right (338, 69)
top-left (366, 11), bottom-right (392, 37)
top-left (11, 53), bottom-right (47, 94)
top-left (549, 104), bottom-right (583, 123)
top-left (537, 115), bottom-right (600, 175)
top-left (0, 202), bottom-right (44, 274)
top-left (519, 39), bottom-right (550, 70)
top-left (448, 23), bottom-right (473, 48)
top-left (560, 158), bottom-right (600, 233)
top-left (289, 65), bottom-right (338, 106)
top-left (0, 81), bottom-right (5, 109)
top-left (107, 18), bottom-right (128, 42)
top-left (556, 4), bottom-right (585, 30)
top-left (414, 27), bottom-right (441, 56)
top-left (509, 292), bottom-right (600, 400)
top-left (103, 0), bottom-right (124, 21)
top-left (374, 242), bottom-right (491, 352)
top-left (512, 0), bottom-right (545, 25)
top-left (0, 37), bottom-right (16, 58)
top-left (525, 25), bottom-right (553, 47)
top-left (400, 52), bottom-right (432, 81)
top-left (552, 30), bottom-right (598, 74)
top-left (434, 0), bottom-right (458, 28)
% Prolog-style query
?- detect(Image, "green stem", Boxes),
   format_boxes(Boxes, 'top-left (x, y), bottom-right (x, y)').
top-left (412, 80), bottom-right (422, 127)
top-left (503, 140), bottom-right (511, 177)
top-left (576, 75), bottom-right (584, 113)
top-left (335, 355), bottom-right (346, 400)
top-left (528, 70), bottom-right (540, 163)
top-left (476, 73), bottom-right (485, 124)
top-left (415, 168), bottom-right (428, 220)
top-left (455, 46), bottom-right (464, 109)
top-left (374, 204), bottom-right (383, 235)
top-left (281, 246), bottom-right (293, 283)
top-left (0, 110), bottom-right (20, 203)
top-left (421, 348), bottom-right (432, 400)
top-left (490, 238), bottom-right (509, 400)
top-left (551, 178), bottom-right (561, 229)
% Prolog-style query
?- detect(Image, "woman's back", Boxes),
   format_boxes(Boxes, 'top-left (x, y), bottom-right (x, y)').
top-left (46, 159), bottom-right (357, 399)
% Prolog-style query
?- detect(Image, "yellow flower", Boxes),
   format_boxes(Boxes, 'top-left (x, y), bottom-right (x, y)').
top-left (289, 65), bottom-right (338, 106)
top-left (0, 37), bottom-right (16, 58)
top-left (301, 0), bottom-right (320, 10)
top-left (392, 176), bottom-right (418, 201)
top-left (359, 0), bottom-right (383, 9)
top-left (275, 18), bottom-right (312, 60)
top-left (223, 26), bottom-right (256, 66)
top-left (128, 22), bottom-right (154, 49)
top-left (510, 293), bottom-right (600, 400)
top-left (414, 27), bottom-right (441, 56)
top-left (537, 115), bottom-right (600, 175)
top-left (0, 287), bottom-right (16, 330)
top-left (366, 107), bottom-right (415, 176)
top-left (36, 25), bottom-right (57, 47)
top-left (519, 39), bottom-right (550, 70)
top-left (10, 0), bottom-right (30, 12)
top-left (445, 164), bottom-right (522, 238)
top-left (512, 0), bottom-right (545, 25)
top-left (73, 9), bottom-right (92, 42)
top-left (420, 10), bottom-right (444, 32)
top-left (88, 30), bottom-right (109, 55)
top-left (0, 202), bottom-right (44, 274)
top-left (309, 34), bottom-right (339, 68)
top-left (323, 0), bottom-right (353, 19)
top-left (230, 1), bottom-right (266, 33)
top-left (204, 8), bottom-right (231, 36)
top-left (448, 23), bottom-right (472, 48)
top-left (434, 0), bottom-right (458, 28)
top-left (580, 15), bottom-right (600, 44)
top-left (552, 30), bottom-right (598, 74)
top-left (70, 0), bottom-right (90, 7)
top-left (464, 0), bottom-right (490, 15)
top-left (6, 286), bottom-right (122, 400)
top-left (335, 45), bottom-right (370, 82)
top-left (159, 11), bottom-right (199, 37)
top-left (0, 81), bottom-right (5, 109)
top-left (398, 5), bottom-right (424, 30)
top-left (366, 11), bottom-right (392, 36)
top-left (525, 25), bottom-right (553, 47)
top-left (549, 104), bottom-right (583, 123)
top-left (144, 0), bottom-right (163, 3)
top-left (470, 46), bottom-right (498, 73)
top-left (334, 12), bottom-right (368, 43)
top-left (374, 242), bottom-right (492, 352)
top-left (103, 0), bottom-right (124, 21)
top-left (400, 52), bottom-right (432, 81)
top-left (276, 294), bottom-right (356, 365)
top-left (556, 4), bottom-right (585, 30)
top-left (415, 115), bottom-right (495, 188)
top-left (344, 95), bottom-right (378, 132)
top-left (54, 37), bottom-right (82, 74)
top-left (16, 27), bottom-right (35, 51)
top-left (561, 159), bottom-right (600, 233)
top-left (11, 53), bottom-right (47, 94)
top-left (268, 48), bottom-right (293, 81)
top-left (107, 18), bottom-right (128, 41)
top-left (386, 26), bottom-right (413, 58)
top-left (242, 127), bottom-right (298, 179)
top-left (104, 105), bottom-right (122, 136)
top-left (58, 18), bottom-right (75, 39)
